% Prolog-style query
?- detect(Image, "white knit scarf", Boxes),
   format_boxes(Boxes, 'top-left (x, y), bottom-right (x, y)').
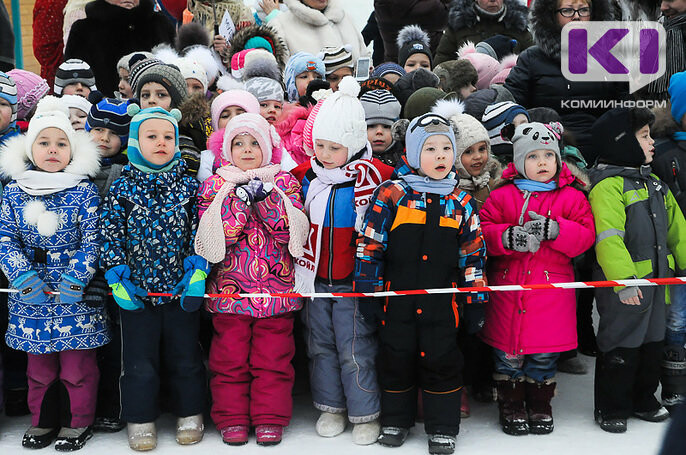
top-left (15, 170), bottom-right (88, 196)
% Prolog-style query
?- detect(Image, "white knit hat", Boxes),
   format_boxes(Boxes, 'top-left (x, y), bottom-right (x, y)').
top-left (175, 57), bottom-right (209, 93)
top-left (312, 76), bottom-right (367, 161)
top-left (222, 112), bottom-right (281, 166)
top-left (61, 94), bottom-right (92, 115)
top-left (25, 96), bottom-right (77, 163)
top-left (453, 113), bottom-right (490, 156)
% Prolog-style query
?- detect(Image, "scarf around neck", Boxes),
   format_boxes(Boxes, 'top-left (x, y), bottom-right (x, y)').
top-left (15, 169), bottom-right (88, 196)
top-left (400, 172), bottom-right (458, 196)
top-left (514, 178), bottom-right (557, 193)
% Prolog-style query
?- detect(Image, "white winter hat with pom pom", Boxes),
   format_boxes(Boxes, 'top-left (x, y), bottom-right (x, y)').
top-left (222, 112), bottom-right (281, 167)
top-left (312, 76), bottom-right (367, 161)
top-left (25, 95), bottom-right (77, 164)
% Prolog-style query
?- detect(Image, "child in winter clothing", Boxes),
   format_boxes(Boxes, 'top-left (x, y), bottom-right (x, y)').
top-left (99, 104), bottom-right (209, 451)
top-left (0, 96), bottom-right (108, 451)
top-left (319, 45), bottom-right (354, 92)
top-left (54, 59), bottom-right (97, 97)
top-left (481, 101), bottom-right (530, 163)
top-left (245, 76), bottom-right (285, 125)
top-left (589, 107), bottom-right (686, 432)
top-left (371, 62), bottom-right (406, 85)
top-left (396, 25), bottom-right (433, 73)
top-left (197, 90), bottom-right (262, 182)
top-left (0, 72), bottom-right (19, 146)
top-left (479, 122), bottom-right (595, 436)
top-left (433, 59), bottom-right (479, 100)
top-left (194, 113), bottom-right (309, 446)
top-left (62, 95), bottom-right (92, 132)
top-left (6, 69), bottom-right (50, 129)
top-left (283, 52), bottom-right (325, 103)
top-left (360, 89), bottom-right (404, 167)
top-left (291, 77), bottom-right (392, 445)
top-left (354, 112), bottom-right (488, 454)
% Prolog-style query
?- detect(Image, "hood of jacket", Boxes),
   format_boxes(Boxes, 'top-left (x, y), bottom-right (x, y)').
top-left (227, 24), bottom-right (290, 70)
top-left (530, 0), bottom-right (614, 58)
top-left (0, 132), bottom-right (101, 180)
top-left (85, 0), bottom-right (156, 23)
top-left (499, 160), bottom-right (589, 191)
top-left (179, 93), bottom-right (210, 129)
top-left (587, 163), bottom-right (654, 189)
top-left (448, 0), bottom-right (528, 32)
top-left (284, 0), bottom-right (345, 26)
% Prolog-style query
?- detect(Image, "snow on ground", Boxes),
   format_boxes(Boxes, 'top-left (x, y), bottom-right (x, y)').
top-left (0, 1), bottom-right (672, 453)
top-left (0, 353), bottom-right (670, 454)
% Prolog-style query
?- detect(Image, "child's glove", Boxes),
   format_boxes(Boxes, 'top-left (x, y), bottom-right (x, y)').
top-left (523, 211), bottom-right (560, 241)
top-left (236, 178), bottom-right (274, 206)
top-left (105, 264), bottom-right (146, 312)
top-left (58, 274), bottom-right (86, 304)
top-left (502, 226), bottom-right (540, 253)
top-left (12, 271), bottom-right (51, 304)
top-left (83, 271), bottom-right (109, 308)
top-left (173, 255), bottom-right (211, 312)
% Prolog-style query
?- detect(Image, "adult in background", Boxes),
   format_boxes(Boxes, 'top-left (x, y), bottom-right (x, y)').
top-left (0, 1), bottom-right (14, 72)
top-left (503, 0), bottom-right (627, 165)
top-left (65, 0), bottom-right (175, 97)
top-left (374, 0), bottom-right (450, 64)
top-left (434, 0), bottom-right (533, 65)
top-left (268, 0), bottom-right (369, 62)
top-left (33, 0), bottom-right (69, 91)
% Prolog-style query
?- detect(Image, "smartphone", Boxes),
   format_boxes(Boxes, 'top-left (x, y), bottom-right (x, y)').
top-left (355, 57), bottom-right (371, 81)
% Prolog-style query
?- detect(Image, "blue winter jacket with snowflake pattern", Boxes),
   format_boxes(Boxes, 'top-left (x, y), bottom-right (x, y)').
top-left (100, 160), bottom-right (199, 305)
top-left (0, 180), bottom-right (109, 354)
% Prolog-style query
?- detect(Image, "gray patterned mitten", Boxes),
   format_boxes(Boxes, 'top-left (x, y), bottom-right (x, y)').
top-left (502, 226), bottom-right (541, 253)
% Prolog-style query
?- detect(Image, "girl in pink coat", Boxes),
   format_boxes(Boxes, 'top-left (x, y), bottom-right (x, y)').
top-left (479, 122), bottom-right (595, 437)
top-left (194, 113), bottom-right (309, 446)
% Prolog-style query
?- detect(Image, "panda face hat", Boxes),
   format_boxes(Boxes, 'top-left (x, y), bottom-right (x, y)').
top-left (512, 122), bottom-right (563, 178)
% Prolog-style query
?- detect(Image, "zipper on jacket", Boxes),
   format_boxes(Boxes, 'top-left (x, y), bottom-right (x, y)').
top-left (544, 271), bottom-right (549, 281)
top-left (502, 268), bottom-right (508, 280)
top-left (327, 186), bottom-right (337, 286)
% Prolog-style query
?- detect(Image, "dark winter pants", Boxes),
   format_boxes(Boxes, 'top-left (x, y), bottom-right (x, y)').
top-left (209, 312), bottom-right (295, 429)
top-left (27, 349), bottom-right (99, 428)
top-left (594, 342), bottom-right (663, 420)
top-left (119, 302), bottom-right (206, 423)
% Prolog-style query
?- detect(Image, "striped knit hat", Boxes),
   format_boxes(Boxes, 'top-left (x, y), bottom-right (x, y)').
top-left (245, 77), bottom-right (284, 103)
top-left (126, 104), bottom-right (182, 172)
top-left (360, 89), bottom-right (401, 126)
top-left (7, 69), bottom-right (49, 120)
top-left (134, 63), bottom-right (188, 109)
top-left (482, 101), bottom-right (529, 148)
top-left (128, 58), bottom-right (162, 95)
top-left (319, 45), bottom-right (354, 76)
top-left (86, 94), bottom-right (133, 146)
top-left (54, 59), bottom-right (97, 95)
top-left (371, 63), bottom-right (406, 80)
top-left (0, 71), bottom-right (18, 129)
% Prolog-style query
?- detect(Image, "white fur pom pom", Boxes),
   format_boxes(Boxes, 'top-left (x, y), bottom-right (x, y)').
top-left (431, 99), bottom-right (465, 121)
top-left (337, 76), bottom-right (360, 98)
top-left (216, 75), bottom-right (245, 92)
top-left (457, 41), bottom-right (477, 58)
top-left (37, 210), bottom-right (59, 237)
top-left (152, 43), bottom-right (180, 64)
top-left (23, 200), bottom-right (46, 225)
top-left (396, 25), bottom-right (430, 49)
top-left (34, 95), bottom-right (70, 118)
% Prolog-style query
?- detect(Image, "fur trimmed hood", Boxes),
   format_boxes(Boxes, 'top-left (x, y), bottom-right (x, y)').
top-left (448, 0), bottom-right (528, 33)
top-left (283, 0), bottom-right (345, 26)
top-left (227, 24), bottom-right (290, 70)
top-left (178, 92), bottom-right (210, 129)
top-left (0, 131), bottom-right (100, 180)
top-left (530, 0), bottom-right (614, 58)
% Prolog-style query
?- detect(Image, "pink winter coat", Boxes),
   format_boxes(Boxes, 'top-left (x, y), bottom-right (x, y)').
top-left (275, 103), bottom-right (312, 165)
top-left (479, 163), bottom-right (595, 355)
top-left (197, 169), bottom-right (304, 317)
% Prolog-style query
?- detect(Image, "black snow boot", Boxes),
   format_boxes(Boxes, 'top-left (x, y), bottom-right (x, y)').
top-left (662, 344), bottom-right (686, 412)
top-left (428, 434), bottom-right (456, 454)
top-left (525, 379), bottom-right (556, 434)
top-left (495, 377), bottom-right (529, 435)
top-left (22, 426), bottom-right (60, 449)
top-left (54, 427), bottom-right (93, 452)
top-left (378, 426), bottom-right (410, 447)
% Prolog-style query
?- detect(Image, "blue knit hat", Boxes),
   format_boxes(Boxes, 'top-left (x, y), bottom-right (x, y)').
top-left (371, 63), bottom-right (406, 80)
top-left (245, 36), bottom-right (274, 54)
top-left (669, 71), bottom-right (686, 125)
top-left (284, 52), bottom-right (325, 102)
top-left (126, 104), bottom-right (182, 172)
top-left (0, 72), bottom-right (18, 131)
top-left (405, 113), bottom-right (456, 169)
top-left (86, 93), bottom-right (133, 147)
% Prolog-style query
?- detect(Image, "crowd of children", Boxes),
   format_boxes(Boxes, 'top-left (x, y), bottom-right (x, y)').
top-left (0, 3), bottom-right (685, 454)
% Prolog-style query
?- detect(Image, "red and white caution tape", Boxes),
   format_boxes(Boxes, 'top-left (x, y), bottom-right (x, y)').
top-left (2, 277), bottom-right (686, 299)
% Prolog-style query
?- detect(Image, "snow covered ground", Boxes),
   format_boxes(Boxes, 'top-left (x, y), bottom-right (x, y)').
top-left (0, 1), bottom-right (673, 453)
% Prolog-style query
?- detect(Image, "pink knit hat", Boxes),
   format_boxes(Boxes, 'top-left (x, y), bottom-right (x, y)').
top-left (222, 112), bottom-right (281, 166)
top-left (490, 55), bottom-right (518, 86)
top-left (210, 89), bottom-right (260, 130)
top-left (231, 49), bottom-right (255, 79)
top-left (458, 42), bottom-right (500, 90)
top-left (7, 69), bottom-right (50, 120)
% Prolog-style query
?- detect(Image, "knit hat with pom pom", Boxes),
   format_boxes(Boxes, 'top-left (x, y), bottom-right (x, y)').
top-left (431, 98), bottom-right (490, 157)
top-left (312, 76), bottom-right (367, 161)
top-left (242, 49), bottom-right (282, 83)
top-left (7, 69), bottom-right (49, 121)
top-left (25, 96), bottom-right (77, 163)
top-left (222, 112), bottom-right (281, 166)
top-left (210, 90), bottom-right (260, 130)
top-left (490, 55), bottom-right (518, 86)
top-left (126, 103), bottom-right (182, 172)
top-left (397, 25), bottom-right (433, 68)
top-left (458, 42), bottom-right (500, 90)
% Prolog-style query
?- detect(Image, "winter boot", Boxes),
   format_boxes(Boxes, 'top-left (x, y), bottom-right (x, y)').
top-left (127, 422), bottom-right (157, 451)
top-left (93, 416), bottom-right (125, 433)
top-left (352, 420), bottom-right (380, 445)
top-left (595, 409), bottom-right (627, 433)
top-left (54, 427), bottom-right (93, 452)
top-left (634, 406), bottom-right (670, 422)
top-left (495, 376), bottom-right (529, 435)
top-left (378, 426), bottom-right (410, 447)
top-left (525, 378), bottom-right (556, 434)
top-left (315, 411), bottom-right (347, 437)
top-left (255, 424), bottom-right (283, 446)
top-left (661, 344), bottom-right (686, 412)
top-left (220, 425), bottom-right (249, 446)
top-left (428, 434), bottom-right (456, 454)
top-left (176, 414), bottom-right (204, 445)
top-left (22, 426), bottom-right (60, 449)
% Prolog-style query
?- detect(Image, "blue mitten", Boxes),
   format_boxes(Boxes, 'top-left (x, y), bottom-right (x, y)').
top-left (105, 264), bottom-right (147, 311)
top-left (173, 255), bottom-right (210, 312)
top-left (235, 178), bottom-right (274, 206)
top-left (12, 271), bottom-right (51, 304)
top-left (58, 274), bottom-right (86, 304)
